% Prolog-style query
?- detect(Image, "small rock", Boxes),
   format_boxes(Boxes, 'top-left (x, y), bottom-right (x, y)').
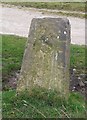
top-left (80, 74), bottom-right (85, 77)
top-left (78, 76), bottom-right (81, 80)
top-left (84, 81), bottom-right (87, 84)
top-left (79, 81), bottom-right (84, 87)
top-left (73, 68), bottom-right (76, 73)
top-left (72, 86), bottom-right (76, 91)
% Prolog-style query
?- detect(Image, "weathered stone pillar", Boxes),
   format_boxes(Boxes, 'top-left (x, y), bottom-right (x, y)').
top-left (17, 18), bottom-right (71, 98)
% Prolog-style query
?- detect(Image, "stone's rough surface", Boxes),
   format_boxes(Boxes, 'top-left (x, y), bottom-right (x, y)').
top-left (17, 18), bottom-right (71, 97)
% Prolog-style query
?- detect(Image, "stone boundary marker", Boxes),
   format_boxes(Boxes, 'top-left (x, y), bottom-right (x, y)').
top-left (17, 18), bottom-right (71, 98)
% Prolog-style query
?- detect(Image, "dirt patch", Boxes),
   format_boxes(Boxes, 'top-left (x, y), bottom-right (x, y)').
top-left (70, 68), bottom-right (86, 96)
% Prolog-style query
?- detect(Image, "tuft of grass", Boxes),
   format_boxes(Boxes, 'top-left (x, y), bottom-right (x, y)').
top-left (2, 89), bottom-right (85, 118)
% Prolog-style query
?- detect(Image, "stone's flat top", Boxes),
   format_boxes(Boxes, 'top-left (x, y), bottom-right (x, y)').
top-left (32, 17), bottom-right (68, 20)
top-left (30, 17), bottom-right (70, 42)
top-left (32, 17), bottom-right (70, 23)
top-left (32, 17), bottom-right (70, 28)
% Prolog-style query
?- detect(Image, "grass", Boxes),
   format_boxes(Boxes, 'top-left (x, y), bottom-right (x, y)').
top-left (1, 34), bottom-right (86, 118)
top-left (2, 89), bottom-right (85, 118)
top-left (0, 91), bottom-right (2, 119)
top-left (2, 35), bottom-right (26, 72)
top-left (2, 35), bottom-right (26, 89)
top-left (2, 2), bottom-right (86, 12)
top-left (70, 44), bottom-right (85, 68)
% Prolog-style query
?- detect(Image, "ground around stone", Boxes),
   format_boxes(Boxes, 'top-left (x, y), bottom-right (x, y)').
top-left (3, 68), bottom-right (85, 98)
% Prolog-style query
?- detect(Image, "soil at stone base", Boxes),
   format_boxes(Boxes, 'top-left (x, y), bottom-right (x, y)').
top-left (2, 68), bottom-right (86, 97)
